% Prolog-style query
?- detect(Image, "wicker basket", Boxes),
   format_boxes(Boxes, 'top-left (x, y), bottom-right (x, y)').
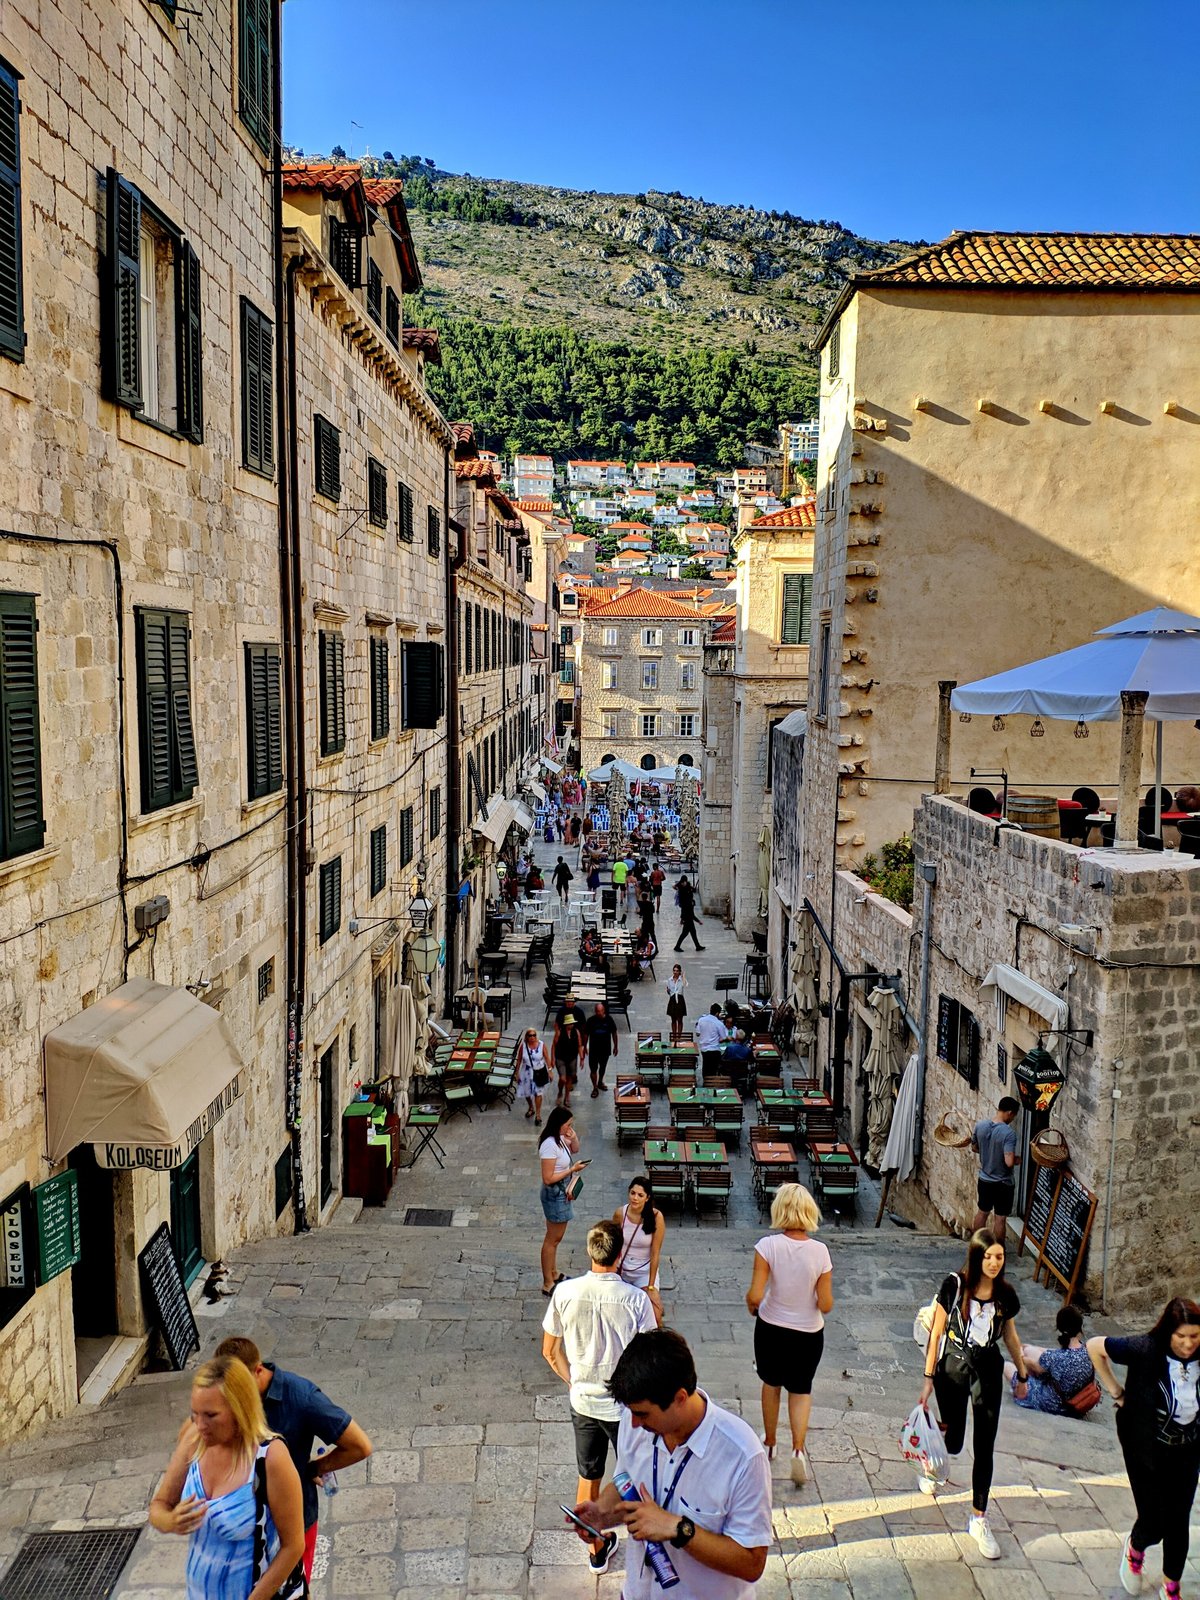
top-left (1030, 1128), bottom-right (1070, 1168)
top-left (932, 1113), bottom-right (972, 1149)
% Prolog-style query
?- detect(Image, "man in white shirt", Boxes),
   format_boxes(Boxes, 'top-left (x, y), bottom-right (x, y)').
top-left (572, 1329), bottom-right (772, 1600)
top-left (543, 1221), bottom-right (656, 1573)
top-left (694, 1004), bottom-right (729, 1086)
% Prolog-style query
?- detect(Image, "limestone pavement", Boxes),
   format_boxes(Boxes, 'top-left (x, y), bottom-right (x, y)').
top-left (0, 835), bottom-right (1184, 1599)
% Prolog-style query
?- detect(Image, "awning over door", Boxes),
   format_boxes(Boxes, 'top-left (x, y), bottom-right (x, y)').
top-left (510, 802), bottom-right (534, 835)
top-left (979, 963), bottom-right (1068, 1030)
top-left (44, 977), bottom-right (246, 1169)
top-left (473, 797), bottom-right (515, 846)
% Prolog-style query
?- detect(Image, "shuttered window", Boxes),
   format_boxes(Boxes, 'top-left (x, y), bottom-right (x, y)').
top-left (366, 259), bottom-right (382, 323)
top-left (240, 298), bottom-right (274, 476)
top-left (0, 593), bottom-right (44, 859)
top-left (427, 505), bottom-right (441, 557)
top-left (318, 857), bottom-right (341, 943)
top-left (104, 169), bottom-right (142, 410)
top-left (0, 59), bottom-right (25, 362)
top-left (136, 607), bottom-right (198, 813)
top-left (238, 0), bottom-right (273, 154)
top-left (314, 413), bottom-right (340, 500)
top-left (369, 824), bottom-right (386, 898)
top-left (428, 784), bottom-right (441, 840)
top-left (385, 286), bottom-right (400, 348)
top-left (244, 642), bottom-right (282, 800)
top-left (780, 573), bottom-right (813, 645)
top-left (401, 641), bottom-right (444, 730)
top-left (175, 240), bottom-right (202, 442)
top-left (367, 457), bottom-right (387, 529)
top-left (396, 478), bottom-right (414, 542)
top-left (318, 631), bottom-right (345, 755)
top-left (369, 634), bottom-right (389, 740)
top-left (330, 218), bottom-right (362, 288)
top-left (827, 322), bottom-right (840, 381)
top-left (398, 805), bottom-right (414, 868)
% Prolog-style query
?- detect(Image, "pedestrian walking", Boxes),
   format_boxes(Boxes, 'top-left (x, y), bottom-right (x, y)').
top-left (614, 1176), bottom-right (666, 1325)
top-left (695, 1003), bottom-right (729, 1084)
top-left (586, 1001), bottom-right (618, 1097)
top-left (1005, 1304), bottom-right (1098, 1415)
top-left (581, 813), bottom-right (593, 845)
top-left (539, 1107), bottom-right (586, 1294)
top-left (213, 1337), bottom-right (372, 1582)
top-left (542, 1221), bottom-right (656, 1573)
top-left (553, 998), bottom-right (587, 1107)
top-left (665, 964), bottom-right (687, 1044)
top-left (674, 875), bottom-right (705, 952)
top-left (517, 1026), bottom-right (550, 1125)
top-left (150, 1353), bottom-right (306, 1600)
top-left (650, 860), bottom-right (665, 913)
top-left (611, 856), bottom-right (629, 924)
top-left (1087, 1295), bottom-right (1200, 1598)
top-left (971, 1096), bottom-right (1021, 1244)
top-left (918, 1230), bottom-right (1028, 1559)
top-left (569, 1329), bottom-right (773, 1600)
top-left (638, 883), bottom-right (657, 942)
top-left (570, 814), bottom-right (582, 846)
top-left (745, 1183), bottom-right (833, 1485)
top-left (552, 855), bottom-right (574, 905)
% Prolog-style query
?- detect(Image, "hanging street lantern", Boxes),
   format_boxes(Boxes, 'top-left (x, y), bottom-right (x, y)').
top-left (1014, 1043), bottom-right (1066, 1114)
top-left (410, 932), bottom-right (441, 976)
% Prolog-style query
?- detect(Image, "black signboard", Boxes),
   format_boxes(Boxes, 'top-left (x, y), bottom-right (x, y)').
top-left (33, 1170), bottom-right (81, 1284)
top-left (1041, 1171), bottom-right (1097, 1299)
top-left (138, 1223), bottom-right (199, 1371)
top-left (1020, 1162), bottom-right (1059, 1263)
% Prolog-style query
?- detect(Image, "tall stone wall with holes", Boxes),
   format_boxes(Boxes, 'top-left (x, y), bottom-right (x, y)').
top-left (699, 648), bottom-right (734, 916)
top-left (0, 0), bottom-right (289, 1434)
top-left (906, 794), bottom-right (1200, 1314)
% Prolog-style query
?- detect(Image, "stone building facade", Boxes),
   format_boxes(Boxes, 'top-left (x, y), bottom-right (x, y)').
top-left (280, 165), bottom-right (452, 1217)
top-left (699, 618), bottom-right (735, 916)
top-left (578, 588), bottom-right (708, 777)
top-left (0, 0), bottom-right (287, 1431)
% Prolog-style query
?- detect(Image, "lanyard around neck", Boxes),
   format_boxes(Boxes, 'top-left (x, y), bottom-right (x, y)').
top-left (652, 1440), bottom-right (693, 1513)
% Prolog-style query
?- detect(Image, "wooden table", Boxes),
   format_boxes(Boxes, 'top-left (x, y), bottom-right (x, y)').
top-left (668, 1087), bottom-right (741, 1107)
top-left (614, 1084), bottom-right (650, 1108)
top-left (403, 1105), bottom-right (446, 1168)
top-left (638, 1044), bottom-right (698, 1061)
top-left (601, 930), bottom-right (632, 955)
top-left (684, 1141), bottom-right (728, 1165)
top-left (809, 1141), bottom-right (857, 1164)
top-left (751, 1141), bottom-right (797, 1166)
top-left (643, 1139), bottom-right (686, 1164)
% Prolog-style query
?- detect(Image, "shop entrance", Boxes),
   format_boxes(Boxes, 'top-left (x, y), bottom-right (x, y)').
top-left (169, 1149), bottom-right (204, 1288)
top-left (69, 1144), bottom-right (117, 1386)
top-left (319, 1043), bottom-right (337, 1208)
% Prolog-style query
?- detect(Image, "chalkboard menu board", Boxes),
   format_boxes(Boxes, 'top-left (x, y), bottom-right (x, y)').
top-left (1041, 1171), bottom-right (1097, 1296)
top-left (138, 1223), bottom-right (199, 1371)
top-left (33, 1170), bottom-right (81, 1285)
top-left (1020, 1162), bottom-right (1059, 1262)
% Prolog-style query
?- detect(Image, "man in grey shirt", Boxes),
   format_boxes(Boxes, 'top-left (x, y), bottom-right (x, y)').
top-left (971, 1096), bottom-right (1020, 1244)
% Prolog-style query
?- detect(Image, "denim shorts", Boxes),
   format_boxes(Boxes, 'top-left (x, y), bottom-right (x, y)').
top-left (541, 1182), bottom-right (573, 1223)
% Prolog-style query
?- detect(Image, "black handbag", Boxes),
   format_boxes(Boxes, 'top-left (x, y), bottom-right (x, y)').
top-left (252, 1445), bottom-right (309, 1600)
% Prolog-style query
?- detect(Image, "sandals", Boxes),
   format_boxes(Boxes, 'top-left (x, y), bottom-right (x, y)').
top-left (762, 1440), bottom-right (777, 1460)
top-left (541, 1274), bottom-right (567, 1297)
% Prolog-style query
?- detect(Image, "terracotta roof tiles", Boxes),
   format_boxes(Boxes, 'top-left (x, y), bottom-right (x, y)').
top-left (454, 459), bottom-right (496, 481)
top-left (859, 230), bottom-right (1200, 290)
top-left (748, 498), bottom-right (817, 531)
top-left (403, 327), bottom-right (441, 365)
top-left (583, 587), bottom-right (703, 619)
top-left (363, 178), bottom-right (406, 205)
top-left (283, 161), bottom-right (363, 195)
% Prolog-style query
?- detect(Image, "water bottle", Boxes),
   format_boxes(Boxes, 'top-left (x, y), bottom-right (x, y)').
top-left (611, 1471), bottom-right (679, 1589)
top-left (316, 1446), bottom-right (338, 1496)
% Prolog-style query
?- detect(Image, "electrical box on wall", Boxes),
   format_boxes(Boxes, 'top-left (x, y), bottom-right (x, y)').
top-left (134, 895), bottom-right (170, 932)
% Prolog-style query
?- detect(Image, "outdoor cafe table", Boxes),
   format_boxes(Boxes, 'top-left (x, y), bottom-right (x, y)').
top-left (643, 1139), bottom-right (686, 1164)
top-left (601, 930), bottom-right (632, 954)
top-left (809, 1141), bottom-right (857, 1164)
top-left (452, 986), bottom-right (511, 1029)
top-left (637, 1042), bottom-right (698, 1062)
top-left (752, 1140), bottom-right (798, 1166)
top-left (752, 1042), bottom-right (782, 1065)
top-left (403, 1104), bottom-right (446, 1169)
top-left (684, 1141), bottom-right (728, 1166)
top-left (614, 1083), bottom-right (651, 1109)
top-left (667, 1086), bottom-right (741, 1108)
top-left (569, 972), bottom-right (608, 1001)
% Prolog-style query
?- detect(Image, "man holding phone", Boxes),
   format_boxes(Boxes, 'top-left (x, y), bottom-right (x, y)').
top-left (543, 1220), bottom-right (656, 1573)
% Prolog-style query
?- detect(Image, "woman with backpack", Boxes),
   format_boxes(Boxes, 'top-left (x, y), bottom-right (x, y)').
top-left (1005, 1304), bottom-right (1099, 1417)
top-left (918, 1230), bottom-right (1029, 1561)
top-left (1087, 1296), bottom-right (1200, 1598)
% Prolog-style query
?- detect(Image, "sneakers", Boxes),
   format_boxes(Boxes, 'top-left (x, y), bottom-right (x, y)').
top-left (589, 1533), bottom-right (619, 1574)
top-left (1119, 1537), bottom-right (1145, 1594)
top-left (967, 1514), bottom-right (1001, 1560)
top-left (790, 1449), bottom-right (809, 1485)
top-left (1159, 1583), bottom-right (1181, 1600)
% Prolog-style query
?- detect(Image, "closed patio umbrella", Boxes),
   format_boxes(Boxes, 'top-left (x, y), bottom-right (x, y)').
top-left (789, 913), bottom-right (818, 1050)
top-left (880, 1052), bottom-right (921, 1182)
top-left (676, 771), bottom-right (699, 864)
top-left (862, 985), bottom-right (904, 1169)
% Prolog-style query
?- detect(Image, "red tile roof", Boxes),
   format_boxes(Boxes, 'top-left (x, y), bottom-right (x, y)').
top-left (363, 178), bottom-right (422, 290)
top-left (363, 178), bottom-right (405, 205)
top-left (748, 498), bottom-right (817, 531)
top-left (403, 327), bottom-right (441, 364)
top-left (710, 615), bottom-right (736, 643)
top-left (454, 459), bottom-right (496, 482)
top-left (608, 521), bottom-right (651, 532)
top-left (283, 161), bottom-right (363, 195)
top-left (450, 421), bottom-right (475, 445)
top-left (583, 587), bottom-right (703, 619)
top-left (518, 497), bottom-right (555, 513)
top-left (861, 230), bottom-right (1200, 290)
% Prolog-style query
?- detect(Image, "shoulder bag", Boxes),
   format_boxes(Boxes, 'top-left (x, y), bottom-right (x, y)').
top-left (252, 1443), bottom-right (310, 1600)
top-left (523, 1043), bottom-right (550, 1089)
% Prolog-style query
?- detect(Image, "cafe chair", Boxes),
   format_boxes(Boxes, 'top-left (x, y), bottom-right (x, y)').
top-left (693, 1168), bottom-right (732, 1224)
top-left (616, 1100), bottom-right (650, 1143)
top-left (647, 1167), bottom-right (686, 1211)
top-left (646, 1124), bottom-right (674, 1143)
top-left (712, 1098), bottom-right (744, 1150)
top-left (1072, 786), bottom-right (1100, 813)
top-left (1144, 785), bottom-right (1174, 813)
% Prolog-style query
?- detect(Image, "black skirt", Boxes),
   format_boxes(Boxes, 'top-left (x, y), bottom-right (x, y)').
top-left (754, 1316), bottom-right (825, 1393)
top-left (667, 994), bottom-right (687, 1020)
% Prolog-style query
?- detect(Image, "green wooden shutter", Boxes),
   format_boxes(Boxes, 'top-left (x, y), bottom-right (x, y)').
top-left (399, 806), bottom-right (413, 868)
top-left (385, 287), bottom-right (399, 347)
top-left (429, 785), bottom-right (441, 840)
top-left (167, 612), bottom-right (198, 795)
top-left (319, 631), bottom-right (345, 755)
top-left (0, 594), bottom-right (44, 858)
top-left (781, 574), bottom-right (812, 645)
top-left (176, 238), bottom-right (203, 442)
top-left (366, 259), bottom-right (382, 323)
top-left (238, 0), bottom-right (272, 152)
top-left (396, 479), bottom-right (413, 542)
top-left (240, 298), bottom-right (273, 475)
top-left (314, 414), bottom-right (340, 500)
top-left (136, 610), bottom-right (172, 809)
top-left (369, 635), bottom-right (389, 739)
top-left (369, 824), bottom-right (386, 897)
top-left (0, 61), bottom-right (25, 361)
top-left (368, 458), bottom-right (387, 528)
top-left (427, 506), bottom-right (440, 556)
top-left (319, 857), bottom-right (341, 942)
top-left (245, 642), bottom-right (282, 799)
top-left (401, 641), bottom-right (443, 729)
top-left (104, 168), bottom-right (141, 409)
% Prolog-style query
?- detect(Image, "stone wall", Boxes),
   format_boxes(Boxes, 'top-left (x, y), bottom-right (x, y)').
top-left (831, 871), bottom-right (915, 1148)
top-left (768, 718), bottom-right (807, 999)
top-left (699, 650), bottom-right (734, 916)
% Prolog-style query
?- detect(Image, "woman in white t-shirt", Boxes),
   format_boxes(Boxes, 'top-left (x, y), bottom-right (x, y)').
top-left (745, 1183), bottom-right (833, 1487)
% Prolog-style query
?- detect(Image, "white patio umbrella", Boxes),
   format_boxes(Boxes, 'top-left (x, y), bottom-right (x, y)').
top-left (862, 986), bottom-right (905, 1169)
top-left (880, 1051), bottom-right (921, 1183)
top-left (587, 758), bottom-right (643, 784)
top-left (951, 607), bottom-right (1200, 842)
top-left (789, 917), bottom-right (818, 1050)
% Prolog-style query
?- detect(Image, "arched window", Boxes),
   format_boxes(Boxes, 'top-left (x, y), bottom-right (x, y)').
top-left (640, 753), bottom-right (656, 771)
top-left (677, 753), bottom-right (694, 768)
top-left (600, 752), bottom-right (616, 766)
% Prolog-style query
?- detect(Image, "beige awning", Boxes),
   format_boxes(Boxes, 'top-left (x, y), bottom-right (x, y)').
top-left (44, 977), bottom-right (245, 1169)
top-left (473, 797), bottom-right (515, 846)
top-left (510, 802), bottom-right (534, 835)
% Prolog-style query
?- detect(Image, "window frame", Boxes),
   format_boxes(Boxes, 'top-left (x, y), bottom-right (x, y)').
top-left (640, 712), bottom-right (660, 739)
top-left (368, 633), bottom-right (390, 741)
top-left (680, 661), bottom-right (696, 692)
top-left (779, 572), bottom-right (813, 646)
top-left (240, 297), bottom-right (274, 477)
top-left (396, 479), bottom-right (414, 543)
top-left (318, 630), bottom-right (346, 756)
top-left (676, 712), bottom-right (696, 739)
top-left (244, 641), bottom-right (283, 801)
top-left (0, 57), bottom-right (25, 363)
top-left (428, 784), bottom-right (442, 840)
top-left (237, 0), bottom-right (274, 154)
top-left (600, 661), bottom-right (617, 691)
top-left (641, 627), bottom-right (662, 649)
top-left (369, 823), bottom-right (387, 899)
top-left (135, 606), bottom-right (198, 814)
top-left (0, 592), bottom-right (45, 860)
top-left (366, 258), bottom-right (382, 324)
top-left (367, 456), bottom-right (388, 530)
top-left (313, 413), bottom-right (341, 501)
top-left (398, 805), bottom-right (414, 869)
top-left (427, 505), bottom-right (441, 557)
top-left (641, 659), bottom-right (659, 691)
top-left (318, 856), bottom-right (342, 944)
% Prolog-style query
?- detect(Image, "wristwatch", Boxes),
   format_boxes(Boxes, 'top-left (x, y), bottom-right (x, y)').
top-left (671, 1516), bottom-right (696, 1549)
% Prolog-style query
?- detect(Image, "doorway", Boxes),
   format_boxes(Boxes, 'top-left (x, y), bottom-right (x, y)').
top-left (373, 972), bottom-right (387, 1083)
top-left (69, 1145), bottom-right (117, 1387)
top-left (319, 1043), bottom-right (337, 1208)
top-left (169, 1149), bottom-right (204, 1288)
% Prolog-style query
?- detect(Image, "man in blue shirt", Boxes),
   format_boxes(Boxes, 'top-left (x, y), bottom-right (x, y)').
top-left (971, 1096), bottom-right (1020, 1245)
top-left (722, 1029), bottom-right (753, 1094)
top-left (216, 1336), bottom-right (372, 1580)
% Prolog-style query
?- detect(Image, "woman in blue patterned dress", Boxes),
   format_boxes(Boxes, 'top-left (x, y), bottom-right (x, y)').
top-left (1006, 1304), bottom-right (1096, 1415)
top-left (150, 1353), bottom-right (305, 1600)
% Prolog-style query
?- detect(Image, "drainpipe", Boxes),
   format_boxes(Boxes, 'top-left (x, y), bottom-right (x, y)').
top-left (444, 487), bottom-right (466, 1020)
top-left (275, 0), bottom-right (309, 1230)
top-left (912, 861), bottom-right (937, 1162)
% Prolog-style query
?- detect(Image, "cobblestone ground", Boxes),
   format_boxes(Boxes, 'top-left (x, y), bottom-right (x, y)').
top-left (0, 836), bottom-right (1188, 1599)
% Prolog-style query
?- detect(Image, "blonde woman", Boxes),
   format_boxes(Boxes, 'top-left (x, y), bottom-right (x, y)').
top-left (745, 1183), bottom-right (833, 1486)
top-left (150, 1353), bottom-right (305, 1600)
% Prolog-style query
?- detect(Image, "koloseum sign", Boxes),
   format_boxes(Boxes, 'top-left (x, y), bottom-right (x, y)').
top-left (93, 1074), bottom-right (243, 1169)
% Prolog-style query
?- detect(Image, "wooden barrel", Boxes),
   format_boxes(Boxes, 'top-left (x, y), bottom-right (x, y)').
top-left (1008, 794), bottom-right (1060, 838)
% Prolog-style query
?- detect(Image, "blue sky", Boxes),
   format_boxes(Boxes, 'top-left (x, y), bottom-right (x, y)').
top-left (282, 0), bottom-right (1199, 243)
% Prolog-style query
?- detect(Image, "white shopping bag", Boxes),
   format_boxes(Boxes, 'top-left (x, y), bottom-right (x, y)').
top-left (898, 1404), bottom-right (948, 1480)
